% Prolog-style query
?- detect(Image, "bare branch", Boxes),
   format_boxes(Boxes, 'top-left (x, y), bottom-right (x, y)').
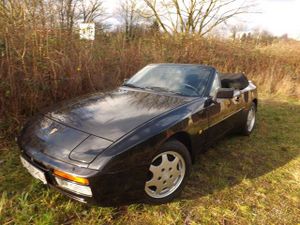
top-left (142, 0), bottom-right (255, 35)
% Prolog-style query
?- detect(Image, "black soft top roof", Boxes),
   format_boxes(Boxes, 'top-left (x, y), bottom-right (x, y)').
top-left (220, 73), bottom-right (249, 90)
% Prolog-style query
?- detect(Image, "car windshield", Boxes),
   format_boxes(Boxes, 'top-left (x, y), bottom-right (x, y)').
top-left (124, 64), bottom-right (212, 97)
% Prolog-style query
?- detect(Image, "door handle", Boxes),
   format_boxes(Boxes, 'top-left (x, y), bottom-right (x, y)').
top-left (233, 95), bottom-right (240, 104)
top-left (233, 90), bottom-right (242, 102)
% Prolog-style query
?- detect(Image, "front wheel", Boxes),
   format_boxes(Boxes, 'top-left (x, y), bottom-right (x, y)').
top-left (144, 140), bottom-right (191, 204)
top-left (241, 102), bottom-right (256, 136)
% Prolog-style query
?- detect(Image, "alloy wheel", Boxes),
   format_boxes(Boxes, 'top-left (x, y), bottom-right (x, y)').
top-left (145, 151), bottom-right (186, 199)
top-left (247, 106), bottom-right (256, 132)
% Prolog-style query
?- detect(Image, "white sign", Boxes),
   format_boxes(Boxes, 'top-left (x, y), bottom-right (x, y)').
top-left (79, 23), bottom-right (95, 40)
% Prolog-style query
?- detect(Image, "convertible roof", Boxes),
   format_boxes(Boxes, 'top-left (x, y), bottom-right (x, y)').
top-left (220, 73), bottom-right (249, 90)
top-left (148, 63), bottom-right (215, 70)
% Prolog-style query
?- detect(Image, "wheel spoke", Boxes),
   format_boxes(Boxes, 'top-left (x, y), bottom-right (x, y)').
top-left (155, 183), bottom-right (164, 194)
top-left (146, 178), bottom-right (160, 188)
top-left (166, 178), bottom-right (174, 188)
top-left (149, 164), bottom-right (160, 175)
top-left (171, 157), bottom-right (179, 168)
top-left (161, 154), bottom-right (169, 167)
top-left (172, 167), bottom-right (181, 178)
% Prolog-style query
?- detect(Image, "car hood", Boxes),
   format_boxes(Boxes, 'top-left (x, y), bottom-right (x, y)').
top-left (19, 116), bottom-right (112, 165)
top-left (20, 88), bottom-right (191, 165)
top-left (45, 88), bottom-right (190, 141)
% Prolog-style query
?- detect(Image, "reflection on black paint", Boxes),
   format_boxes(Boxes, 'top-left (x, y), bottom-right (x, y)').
top-left (46, 89), bottom-right (189, 141)
top-left (70, 135), bottom-right (112, 163)
top-left (21, 117), bottom-right (89, 164)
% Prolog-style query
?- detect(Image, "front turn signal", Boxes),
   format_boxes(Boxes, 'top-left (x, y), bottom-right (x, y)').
top-left (53, 169), bottom-right (89, 185)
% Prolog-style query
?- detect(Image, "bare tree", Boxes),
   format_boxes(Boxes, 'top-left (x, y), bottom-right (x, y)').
top-left (116, 0), bottom-right (148, 39)
top-left (229, 23), bottom-right (246, 40)
top-left (52, 0), bottom-right (79, 31)
top-left (45, 0), bottom-right (106, 34)
top-left (143, 0), bottom-right (254, 36)
top-left (79, 0), bottom-right (105, 23)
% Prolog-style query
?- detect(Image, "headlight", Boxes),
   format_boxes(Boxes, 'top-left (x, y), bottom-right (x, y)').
top-left (55, 177), bottom-right (92, 197)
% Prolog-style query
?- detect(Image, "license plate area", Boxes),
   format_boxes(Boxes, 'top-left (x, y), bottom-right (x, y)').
top-left (20, 156), bottom-right (47, 184)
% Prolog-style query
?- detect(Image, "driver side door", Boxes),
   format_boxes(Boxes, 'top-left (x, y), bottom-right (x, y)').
top-left (205, 73), bottom-right (238, 145)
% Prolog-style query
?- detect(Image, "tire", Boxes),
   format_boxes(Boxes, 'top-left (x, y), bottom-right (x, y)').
top-left (241, 102), bottom-right (256, 136)
top-left (144, 140), bottom-right (191, 204)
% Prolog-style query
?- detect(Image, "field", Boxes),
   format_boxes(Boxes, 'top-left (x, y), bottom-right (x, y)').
top-left (1, 28), bottom-right (300, 225)
top-left (1, 96), bottom-right (299, 225)
top-left (1, 2), bottom-right (300, 224)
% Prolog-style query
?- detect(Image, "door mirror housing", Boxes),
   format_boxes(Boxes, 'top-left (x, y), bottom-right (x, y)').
top-left (216, 88), bottom-right (234, 99)
top-left (204, 96), bottom-right (217, 107)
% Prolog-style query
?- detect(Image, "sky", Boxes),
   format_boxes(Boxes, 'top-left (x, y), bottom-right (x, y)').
top-left (103, 0), bottom-right (300, 39)
top-left (246, 0), bottom-right (300, 39)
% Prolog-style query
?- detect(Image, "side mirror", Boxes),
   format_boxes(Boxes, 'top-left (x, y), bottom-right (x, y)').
top-left (123, 78), bottom-right (128, 84)
top-left (204, 96), bottom-right (216, 107)
top-left (216, 88), bottom-right (234, 99)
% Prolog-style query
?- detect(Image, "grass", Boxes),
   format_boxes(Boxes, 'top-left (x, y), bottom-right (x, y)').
top-left (0, 97), bottom-right (299, 225)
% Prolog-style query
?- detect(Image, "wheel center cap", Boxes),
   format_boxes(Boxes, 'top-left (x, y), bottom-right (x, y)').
top-left (162, 172), bottom-right (169, 180)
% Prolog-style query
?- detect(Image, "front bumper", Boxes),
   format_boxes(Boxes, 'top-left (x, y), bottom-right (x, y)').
top-left (20, 151), bottom-right (148, 206)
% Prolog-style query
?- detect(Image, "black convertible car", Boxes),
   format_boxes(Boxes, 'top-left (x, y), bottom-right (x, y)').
top-left (18, 64), bottom-right (258, 205)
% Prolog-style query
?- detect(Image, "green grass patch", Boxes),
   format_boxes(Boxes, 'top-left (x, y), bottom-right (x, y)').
top-left (0, 98), bottom-right (299, 225)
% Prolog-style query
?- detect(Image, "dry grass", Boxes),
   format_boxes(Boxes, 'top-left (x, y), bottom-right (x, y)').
top-left (1, 0), bottom-right (300, 141)
top-left (0, 3), bottom-right (300, 137)
top-left (1, 31), bottom-right (300, 138)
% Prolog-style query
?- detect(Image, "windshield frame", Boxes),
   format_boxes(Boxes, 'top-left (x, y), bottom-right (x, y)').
top-left (124, 64), bottom-right (216, 98)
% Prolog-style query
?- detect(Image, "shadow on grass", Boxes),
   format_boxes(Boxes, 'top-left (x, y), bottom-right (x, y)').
top-left (181, 99), bottom-right (300, 201)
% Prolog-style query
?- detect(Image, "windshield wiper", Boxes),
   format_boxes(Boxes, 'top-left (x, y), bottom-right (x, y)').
top-left (122, 83), bottom-right (144, 89)
top-left (144, 86), bottom-right (184, 96)
top-left (123, 84), bottom-right (187, 96)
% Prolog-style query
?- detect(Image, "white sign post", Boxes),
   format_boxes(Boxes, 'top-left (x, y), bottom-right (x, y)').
top-left (79, 23), bottom-right (95, 41)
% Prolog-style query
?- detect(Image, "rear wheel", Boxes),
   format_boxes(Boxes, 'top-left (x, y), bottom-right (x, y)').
top-left (144, 140), bottom-right (191, 204)
top-left (241, 102), bottom-right (256, 135)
